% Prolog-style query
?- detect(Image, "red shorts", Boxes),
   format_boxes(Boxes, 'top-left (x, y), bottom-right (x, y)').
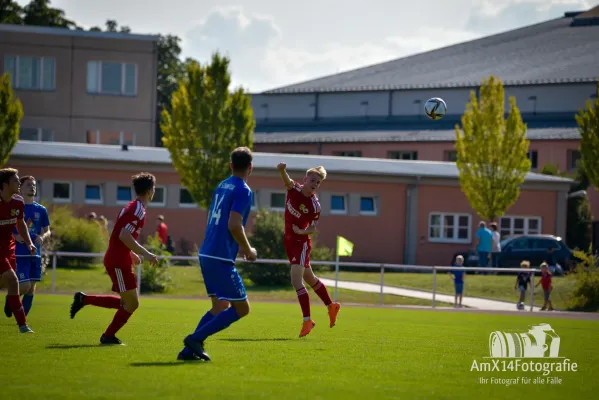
top-left (105, 265), bottom-right (137, 293)
top-left (284, 240), bottom-right (312, 268)
top-left (0, 254), bottom-right (16, 275)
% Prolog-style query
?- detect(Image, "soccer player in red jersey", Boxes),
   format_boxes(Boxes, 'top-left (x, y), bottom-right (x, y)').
top-left (0, 168), bottom-right (36, 333)
top-left (69, 173), bottom-right (158, 345)
top-left (276, 162), bottom-right (341, 337)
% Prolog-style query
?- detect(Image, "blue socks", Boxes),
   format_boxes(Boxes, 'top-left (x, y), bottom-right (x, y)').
top-left (179, 311), bottom-right (215, 357)
top-left (190, 307), bottom-right (240, 342)
top-left (22, 294), bottom-right (34, 316)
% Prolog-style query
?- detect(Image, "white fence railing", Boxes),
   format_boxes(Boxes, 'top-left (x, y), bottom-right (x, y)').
top-left (32, 252), bottom-right (539, 312)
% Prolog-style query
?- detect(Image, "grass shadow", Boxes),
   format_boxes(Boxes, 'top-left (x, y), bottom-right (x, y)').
top-left (217, 338), bottom-right (292, 342)
top-left (46, 344), bottom-right (101, 349)
top-left (130, 361), bottom-right (207, 367)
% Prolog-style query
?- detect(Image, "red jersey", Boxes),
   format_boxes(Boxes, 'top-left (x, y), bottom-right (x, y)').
top-left (540, 271), bottom-right (552, 290)
top-left (284, 181), bottom-right (321, 243)
top-left (156, 222), bottom-right (168, 245)
top-left (0, 195), bottom-right (24, 255)
top-left (104, 199), bottom-right (146, 268)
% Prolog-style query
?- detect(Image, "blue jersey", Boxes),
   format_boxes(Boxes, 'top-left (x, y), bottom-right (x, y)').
top-left (199, 176), bottom-right (253, 264)
top-left (15, 202), bottom-right (50, 257)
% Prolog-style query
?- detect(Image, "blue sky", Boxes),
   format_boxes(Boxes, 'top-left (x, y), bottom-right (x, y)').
top-left (16, 0), bottom-right (598, 92)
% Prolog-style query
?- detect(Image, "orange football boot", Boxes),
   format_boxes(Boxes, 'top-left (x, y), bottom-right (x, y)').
top-left (299, 319), bottom-right (315, 337)
top-left (328, 302), bottom-right (341, 328)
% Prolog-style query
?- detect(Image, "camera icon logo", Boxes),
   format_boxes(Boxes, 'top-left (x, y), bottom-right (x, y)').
top-left (489, 323), bottom-right (560, 358)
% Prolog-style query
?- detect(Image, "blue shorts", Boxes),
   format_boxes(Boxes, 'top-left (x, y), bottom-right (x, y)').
top-left (200, 256), bottom-right (247, 302)
top-left (454, 282), bottom-right (464, 295)
top-left (16, 256), bottom-right (42, 283)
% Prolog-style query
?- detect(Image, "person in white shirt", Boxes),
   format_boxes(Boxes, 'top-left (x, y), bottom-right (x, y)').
top-left (490, 222), bottom-right (501, 268)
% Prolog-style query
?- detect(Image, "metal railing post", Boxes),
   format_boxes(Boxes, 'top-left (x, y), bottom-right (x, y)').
top-left (379, 264), bottom-right (385, 306)
top-left (51, 254), bottom-right (57, 293)
top-left (530, 270), bottom-right (535, 312)
top-left (432, 266), bottom-right (437, 309)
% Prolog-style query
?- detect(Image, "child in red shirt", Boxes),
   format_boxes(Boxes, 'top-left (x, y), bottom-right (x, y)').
top-left (535, 262), bottom-right (554, 311)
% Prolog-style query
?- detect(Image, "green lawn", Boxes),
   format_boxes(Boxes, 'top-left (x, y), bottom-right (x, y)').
top-left (1, 296), bottom-right (597, 399)
top-left (320, 271), bottom-right (579, 310)
top-left (31, 265), bottom-right (454, 308)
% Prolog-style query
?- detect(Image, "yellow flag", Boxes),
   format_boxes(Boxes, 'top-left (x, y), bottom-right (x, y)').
top-left (337, 236), bottom-right (354, 257)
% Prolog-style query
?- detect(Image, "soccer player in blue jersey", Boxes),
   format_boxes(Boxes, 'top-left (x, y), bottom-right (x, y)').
top-left (4, 176), bottom-right (51, 318)
top-left (179, 147), bottom-right (257, 361)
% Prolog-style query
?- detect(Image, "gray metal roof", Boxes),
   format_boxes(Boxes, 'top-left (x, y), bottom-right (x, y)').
top-left (254, 127), bottom-right (581, 144)
top-left (262, 11), bottom-right (599, 94)
top-left (10, 141), bottom-right (572, 184)
top-left (0, 23), bottom-right (158, 41)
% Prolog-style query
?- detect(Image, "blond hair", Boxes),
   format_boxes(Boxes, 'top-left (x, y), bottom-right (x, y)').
top-left (306, 166), bottom-right (327, 180)
top-left (540, 262), bottom-right (548, 268)
top-left (520, 260), bottom-right (530, 268)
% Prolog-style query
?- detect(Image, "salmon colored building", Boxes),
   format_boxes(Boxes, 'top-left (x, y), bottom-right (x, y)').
top-left (7, 141), bottom-right (572, 266)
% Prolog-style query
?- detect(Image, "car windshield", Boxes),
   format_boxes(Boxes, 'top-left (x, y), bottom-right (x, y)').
top-left (500, 238), bottom-right (513, 248)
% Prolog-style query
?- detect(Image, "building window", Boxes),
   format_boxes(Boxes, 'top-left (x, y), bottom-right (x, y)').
top-left (86, 130), bottom-right (135, 146)
top-left (359, 196), bottom-right (377, 216)
top-left (283, 151), bottom-right (310, 154)
top-left (19, 128), bottom-right (53, 142)
top-left (150, 186), bottom-right (166, 207)
top-left (4, 55), bottom-right (56, 91)
top-left (116, 185), bottom-right (133, 204)
top-left (270, 193), bottom-right (286, 210)
top-left (333, 151), bottom-right (362, 157)
top-left (388, 151), bottom-right (418, 160)
top-left (87, 61), bottom-right (137, 96)
top-left (34, 180), bottom-right (41, 202)
top-left (499, 216), bottom-right (542, 237)
top-left (445, 151), bottom-right (458, 162)
top-left (528, 151), bottom-right (538, 170)
top-left (429, 213), bottom-right (471, 243)
top-left (331, 195), bottom-right (347, 215)
top-left (251, 191), bottom-right (258, 210)
top-left (52, 182), bottom-right (71, 203)
top-left (84, 184), bottom-right (103, 204)
top-left (179, 188), bottom-right (196, 208)
top-left (569, 150), bottom-right (581, 170)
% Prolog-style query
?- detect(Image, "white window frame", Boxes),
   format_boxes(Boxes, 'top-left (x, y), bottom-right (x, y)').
top-left (251, 190), bottom-right (258, 211)
top-left (150, 185), bottom-right (167, 207)
top-left (4, 55), bottom-right (56, 91)
top-left (178, 187), bottom-right (197, 208)
top-left (528, 150), bottom-right (538, 170)
top-left (499, 216), bottom-right (542, 237)
top-left (388, 151), bottom-right (418, 160)
top-left (269, 191), bottom-right (286, 212)
top-left (330, 194), bottom-right (348, 215)
top-left (428, 212), bottom-right (472, 244)
top-left (84, 184), bottom-right (103, 205)
top-left (87, 61), bottom-right (138, 96)
top-left (52, 181), bottom-right (72, 204)
top-left (87, 130), bottom-right (136, 146)
top-left (116, 185), bottom-right (134, 205)
top-left (33, 180), bottom-right (41, 202)
top-left (19, 127), bottom-right (54, 142)
top-left (359, 196), bottom-right (377, 216)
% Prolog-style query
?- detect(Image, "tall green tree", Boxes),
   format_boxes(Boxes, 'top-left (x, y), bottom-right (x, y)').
top-left (160, 53), bottom-right (255, 208)
top-left (454, 75), bottom-right (531, 221)
top-left (23, 0), bottom-right (77, 29)
top-left (577, 82), bottom-right (599, 189)
top-left (0, 73), bottom-right (24, 166)
top-left (0, 0), bottom-right (24, 24)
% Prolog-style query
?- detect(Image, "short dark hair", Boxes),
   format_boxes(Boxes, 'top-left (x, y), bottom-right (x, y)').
top-left (231, 147), bottom-right (253, 172)
top-left (490, 222), bottom-right (498, 231)
top-left (19, 175), bottom-right (35, 185)
top-left (132, 172), bottom-right (156, 196)
top-left (0, 168), bottom-right (18, 188)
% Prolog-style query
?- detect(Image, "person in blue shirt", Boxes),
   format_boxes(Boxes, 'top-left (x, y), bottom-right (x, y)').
top-left (475, 221), bottom-right (493, 273)
top-left (4, 176), bottom-right (51, 318)
top-left (179, 147), bottom-right (257, 362)
top-left (449, 255), bottom-right (466, 308)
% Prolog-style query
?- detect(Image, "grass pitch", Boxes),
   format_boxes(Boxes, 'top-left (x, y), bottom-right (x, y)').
top-left (1, 295), bottom-right (597, 399)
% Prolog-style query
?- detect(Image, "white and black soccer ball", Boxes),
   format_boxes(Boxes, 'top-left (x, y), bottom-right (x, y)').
top-left (424, 97), bottom-right (447, 120)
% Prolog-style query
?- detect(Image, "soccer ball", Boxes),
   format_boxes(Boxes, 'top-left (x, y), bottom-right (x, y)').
top-left (424, 97), bottom-right (447, 120)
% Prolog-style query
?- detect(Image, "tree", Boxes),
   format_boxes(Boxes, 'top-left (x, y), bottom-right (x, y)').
top-left (0, 73), bottom-right (24, 167)
top-left (160, 53), bottom-right (255, 208)
top-left (577, 82), bottom-right (599, 189)
top-left (454, 75), bottom-right (531, 221)
top-left (23, 0), bottom-right (78, 29)
top-left (0, 1), bottom-right (24, 24)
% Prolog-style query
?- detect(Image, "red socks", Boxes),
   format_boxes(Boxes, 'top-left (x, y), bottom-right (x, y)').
top-left (7, 295), bottom-right (27, 327)
top-left (296, 287), bottom-right (311, 318)
top-left (104, 307), bottom-right (133, 338)
top-left (84, 295), bottom-right (121, 309)
top-left (311, 279), bottom-right (333, 306)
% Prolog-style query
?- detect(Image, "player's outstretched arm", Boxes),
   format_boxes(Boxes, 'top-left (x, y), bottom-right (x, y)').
top-left (118, 228), bottom-right (158, 265)
top-left (228, 211), bottom-right (257, 261)
top-left (16, 218), bottom-right (36, 255)
top-left (276, 162), bottom-right (294, 190)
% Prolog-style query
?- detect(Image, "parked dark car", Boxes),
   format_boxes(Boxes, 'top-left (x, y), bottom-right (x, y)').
top-left (451, 234), bottom-right (573, 275)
